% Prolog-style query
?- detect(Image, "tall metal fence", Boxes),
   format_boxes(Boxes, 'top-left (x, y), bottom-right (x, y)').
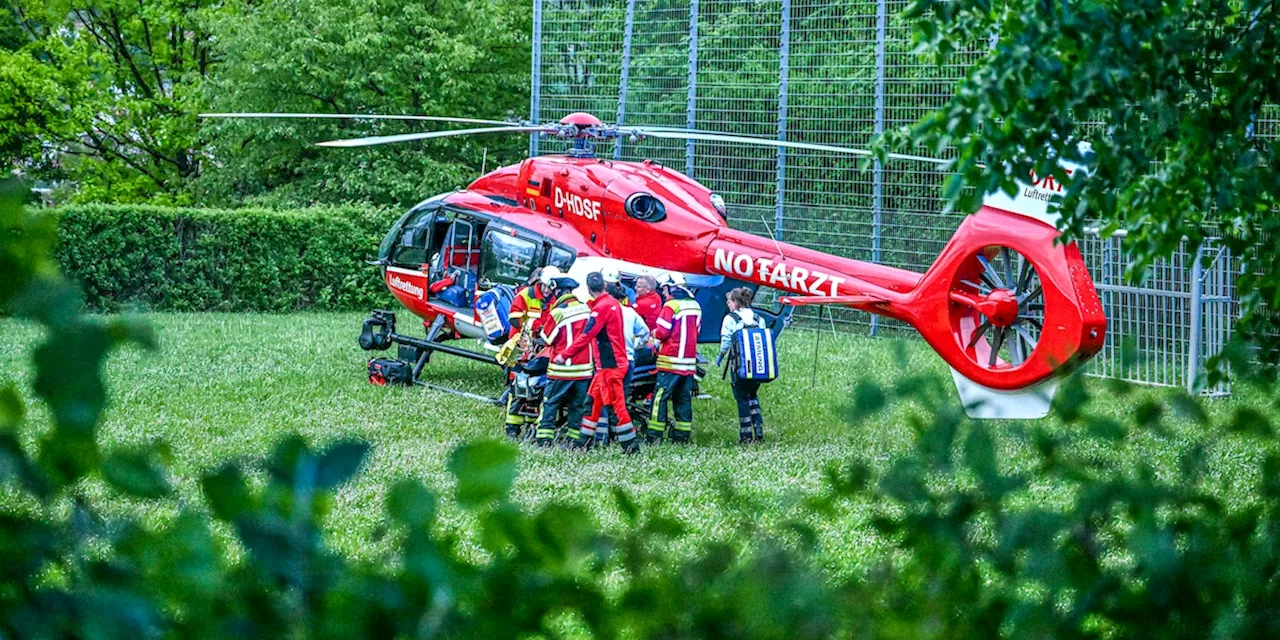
top-left (530, 0), bottom-right (1253, 394)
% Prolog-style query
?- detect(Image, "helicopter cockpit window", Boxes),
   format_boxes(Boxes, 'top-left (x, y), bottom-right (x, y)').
top-left (480, 229), bottom-right (539, 287)
top-left (389, 210), bottom-right (436, 269)
top-left (547, 245), bottom-right (575, 270)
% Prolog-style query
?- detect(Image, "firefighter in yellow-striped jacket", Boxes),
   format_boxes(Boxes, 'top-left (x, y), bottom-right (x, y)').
top-left (535, 274), bottom-right (595, 446)
top-left (649, 273), bottom-right (702, 444)
top-left (503, 268), bottom-right (549, 438)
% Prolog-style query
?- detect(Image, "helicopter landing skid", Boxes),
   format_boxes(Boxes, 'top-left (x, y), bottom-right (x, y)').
top-left (413, 379), bottom-right (504, 406)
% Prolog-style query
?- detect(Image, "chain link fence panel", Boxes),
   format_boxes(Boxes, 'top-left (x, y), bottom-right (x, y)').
top-left (532, 0), bottom-right (1251, 394)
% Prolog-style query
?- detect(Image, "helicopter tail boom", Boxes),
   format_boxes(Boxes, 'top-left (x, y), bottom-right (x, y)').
top-left (705, 206), bottom-right (1105, 398)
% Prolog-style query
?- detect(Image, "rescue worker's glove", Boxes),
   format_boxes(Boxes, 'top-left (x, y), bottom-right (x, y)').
top-left (552, 354), bottom-right (566, 365)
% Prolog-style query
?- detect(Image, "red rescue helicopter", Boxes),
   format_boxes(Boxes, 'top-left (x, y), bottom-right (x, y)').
top-left (203, 111), bottom-right (1107, 418)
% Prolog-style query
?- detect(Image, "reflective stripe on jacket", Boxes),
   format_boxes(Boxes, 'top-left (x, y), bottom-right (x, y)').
top-left (653, 297), bottom-right (701, 375)
top-left (542, 294), bottom-right (594, 379)
top-left (508, 285), bottom-right (544, 334)
top-left (561, 294), bottom-right (628, 369)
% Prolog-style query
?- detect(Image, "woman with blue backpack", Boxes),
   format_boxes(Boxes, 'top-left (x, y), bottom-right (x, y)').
top-left (717, 287), bottom-right (776, 444)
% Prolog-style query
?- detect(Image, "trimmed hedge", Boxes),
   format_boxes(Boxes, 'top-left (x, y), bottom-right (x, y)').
top-left (53, 205), bottom-right (400, 312)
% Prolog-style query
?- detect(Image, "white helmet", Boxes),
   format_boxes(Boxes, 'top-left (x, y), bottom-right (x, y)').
top-left (539, 265), bottom-right (563, 286)
top-left (662, 272), bottom-right (686, 288)
top-left (602, 267), bottom-right (621, 284)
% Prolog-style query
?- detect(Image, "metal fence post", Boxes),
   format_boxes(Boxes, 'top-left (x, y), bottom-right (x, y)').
top-left (614, 0), bottom-right (637, 160)
top-left (685, 0), bottom-right (699, 177)
top-left (1098, 234), bottom-right (1114, 377)
top-left (869, 0), bottom-right (886, 337)
top-left (773, 0), bottom-right (791, 241)
top-left (1186, 243), bottom-right (1205, 393)
top-left (529, 0), bottom-right (543, 157)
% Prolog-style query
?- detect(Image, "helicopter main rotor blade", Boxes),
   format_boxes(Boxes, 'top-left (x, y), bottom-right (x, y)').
top-left (630, 128), bottom-right (946, 165)
top-left (315, 125), bottom-right (549, 148)
top-left (199, 112), bottom-right (515, 126)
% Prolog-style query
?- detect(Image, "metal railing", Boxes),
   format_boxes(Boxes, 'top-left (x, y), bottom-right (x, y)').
top-left (531, 0), bottom-right (1251, 394)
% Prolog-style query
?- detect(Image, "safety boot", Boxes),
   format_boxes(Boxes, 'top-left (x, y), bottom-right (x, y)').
top-left (564, 434), bottom-right (592, 451)
top-left (670, 421), bottom-right (692, 444)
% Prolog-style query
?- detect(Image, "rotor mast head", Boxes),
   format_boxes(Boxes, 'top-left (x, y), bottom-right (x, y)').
top-left (558, 112), bottom-right (606, 158)
top-left (559, 112), bottom-right (604, 127)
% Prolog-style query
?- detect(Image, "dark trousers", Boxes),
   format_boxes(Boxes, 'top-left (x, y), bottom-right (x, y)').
top-left (731, 376), bottom-right (764, 441)
top-left (650, 372), bottom-right (694, 442)
top-left (505, 392), bottom-right (528, 435)
top-left (537, 378), bottom-right (590, 444)
top-left (506, 357), bottom-right (548, 436)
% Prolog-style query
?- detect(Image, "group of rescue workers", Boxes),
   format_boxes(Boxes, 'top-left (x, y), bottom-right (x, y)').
top-left (501, 266), bottom-right (771, 453)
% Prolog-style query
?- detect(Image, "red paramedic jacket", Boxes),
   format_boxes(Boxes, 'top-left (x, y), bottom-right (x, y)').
top-left (562, 293), bottom-right (628, 370)
top-left (634, 291), bottom-right (663, 332)
top-left (652, 296), bottom-right (702, 375)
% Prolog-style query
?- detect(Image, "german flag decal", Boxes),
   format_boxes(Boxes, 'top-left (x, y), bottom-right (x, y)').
top-left (525, 178), bottom-right (542, 197)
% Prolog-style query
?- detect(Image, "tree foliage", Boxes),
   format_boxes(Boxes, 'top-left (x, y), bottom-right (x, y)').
top-left (0, 0), bottom-right (218, 202)
top-left (196, 0), bottom-right (530, 207)
top-left (892, 0), bottom-right (1280, 373)
top-left (1, 0), bottom-right (530, 207)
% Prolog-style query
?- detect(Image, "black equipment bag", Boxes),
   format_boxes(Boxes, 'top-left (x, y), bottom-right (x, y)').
top-left (367, 358), bottom-right (413, 386)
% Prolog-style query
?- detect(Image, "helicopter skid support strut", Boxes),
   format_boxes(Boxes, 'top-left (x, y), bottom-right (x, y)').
top-left (395, 331), bottom-right (504, 406)
top-left (362, 311), bottom-right (504, 406)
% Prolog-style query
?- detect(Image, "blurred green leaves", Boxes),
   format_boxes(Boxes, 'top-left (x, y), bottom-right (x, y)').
top-left (813, 363), bottom-right (1280, 638)
top-left (387, 480), bottom-right (437, 530)
top-left (102, 444), bottom-right (173, 500)
top-left (448, 439), bottom-right (517, 508)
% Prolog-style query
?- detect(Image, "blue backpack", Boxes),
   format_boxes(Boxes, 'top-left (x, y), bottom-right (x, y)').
top-left (475, 287), bottom-right (514, 344)
top-left (730, 312), bottom-right (778, 382)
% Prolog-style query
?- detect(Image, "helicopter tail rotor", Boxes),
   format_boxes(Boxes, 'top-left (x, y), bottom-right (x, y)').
top-left (913, 209), bottom-right (1103, 418)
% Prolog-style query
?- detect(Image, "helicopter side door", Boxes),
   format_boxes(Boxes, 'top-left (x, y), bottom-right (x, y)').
top-left (425, 211), bottom-right (487, 310)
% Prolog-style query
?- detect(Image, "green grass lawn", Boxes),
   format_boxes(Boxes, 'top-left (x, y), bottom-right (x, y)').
top-left (0, 312), bottom-right (1271, 577)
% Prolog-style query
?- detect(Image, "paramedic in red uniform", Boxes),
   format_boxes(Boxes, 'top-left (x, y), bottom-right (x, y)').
top-left (649, 273), bottom-right (702, 444)
top-left (535, 273), bottom-right (594, 447)
top-left (556, 272), bottom-right (640, 452)
top-left (633, 275), bottom-right (663, 332)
